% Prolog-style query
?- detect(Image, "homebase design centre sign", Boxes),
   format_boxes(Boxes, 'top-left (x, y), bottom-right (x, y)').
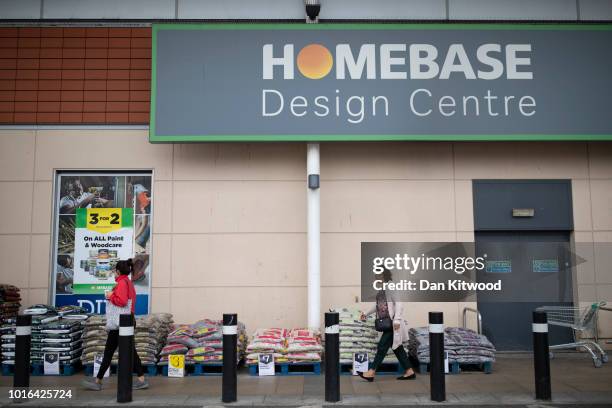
top-left (150, 24), bottom-right (612, 142)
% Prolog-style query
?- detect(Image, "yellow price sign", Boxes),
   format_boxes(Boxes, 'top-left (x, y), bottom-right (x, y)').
top-left (169, 354), bottom-right (185, 369)
top-left (168, 354), bottom-right (185, 377)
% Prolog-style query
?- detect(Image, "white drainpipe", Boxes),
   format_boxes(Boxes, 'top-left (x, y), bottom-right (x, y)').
top-left (307, 142), bottom-right (321, 330)
top-left (305, 0), bottom-right (321, 331)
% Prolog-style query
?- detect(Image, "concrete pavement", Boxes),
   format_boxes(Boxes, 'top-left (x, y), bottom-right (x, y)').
top-left (0, 354), bottom-right (610, 406)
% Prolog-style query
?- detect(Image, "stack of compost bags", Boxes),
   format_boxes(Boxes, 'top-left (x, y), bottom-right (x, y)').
top-left (336, 307), bottom-right (379, 364)
top-left (246, 328), bottom-right (322, 364)
top-left (0, 321), bottom-right (15, 365)
top-left (0, 285), bottom-right (21, 323)
top-left (286, 328), bottom-right (322, 362)
top-left (408, 326), bottom-right (496, 364)
top-left (336, 307), bottom-right (413, 364)
top-left (31, 319), bottom-right (84, 365)
top-left (33, 305), bottom-right (88, 366)
top-left (81, 313), bottom-right (173, 368)
top-left (1, 304), bottom-right (87, 367)
top-left (135, 313), bottom-right (173, 366)
top-left (80, 315), bottom-right (106, 366)
top-left (22, 305), bottom-right (61, 365)
top-left (245, 328), bottom-right (287, 364)
top-left (158, 318), bottom-right (246, 366)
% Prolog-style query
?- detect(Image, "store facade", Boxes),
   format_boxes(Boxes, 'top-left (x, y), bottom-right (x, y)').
top-left (0, 1), bottom-right (611, 348)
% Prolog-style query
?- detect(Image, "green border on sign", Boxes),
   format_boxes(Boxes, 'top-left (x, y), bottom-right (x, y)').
top-left (76, 208), bottom-right (87, 228)
top-left (122, 207), bottom-right (133, 228)
top-left (149, 23), bottom-right (612, 143)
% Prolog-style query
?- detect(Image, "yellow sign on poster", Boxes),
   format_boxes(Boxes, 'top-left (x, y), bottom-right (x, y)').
top-left (86, 208), bottom-right (122, 233)
top-left (168, 354), bottom-right (185, 377)
top-left (80, 208), bottom-right (133, 233)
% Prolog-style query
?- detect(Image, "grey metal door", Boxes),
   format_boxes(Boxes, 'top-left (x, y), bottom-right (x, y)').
top-left (475, 231), bottom-right (573, 351)
top-left (473, 180), bottom-right (574, 351)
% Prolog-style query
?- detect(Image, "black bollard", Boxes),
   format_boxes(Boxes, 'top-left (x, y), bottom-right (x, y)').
top-left (117, 314), bottom-right (134, 403)
top-left (325, 312), bottom-right (340, 402)
top-left (533, 310), bottom-right (551, 400)
top-left (429, 311), bottom-right (445, 402)
top-left (222, 313), bottom-right (238, 403)
top-left (14, 314), bottom-right (32, 390)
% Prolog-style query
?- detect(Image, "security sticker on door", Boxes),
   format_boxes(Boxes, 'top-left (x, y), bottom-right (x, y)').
top-left (353, 352), bottom-right (369, 375)
top-left (258, 353), bottom-right (275, 376)
top-left (168, 354), bottom-right (185, 377)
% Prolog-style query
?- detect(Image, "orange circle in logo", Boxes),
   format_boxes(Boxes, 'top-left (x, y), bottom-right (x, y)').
top-left (297, 44), bottom-right (333, 79)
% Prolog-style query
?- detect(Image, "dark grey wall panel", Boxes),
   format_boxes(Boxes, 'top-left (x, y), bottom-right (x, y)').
top-left (473, 179), bottom-right (573, 231)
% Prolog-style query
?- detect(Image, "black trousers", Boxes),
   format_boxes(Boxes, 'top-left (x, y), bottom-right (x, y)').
top-left (371, 330), bottom-right (412, 371)
top-left (96, 329), bottom-right (144, 379)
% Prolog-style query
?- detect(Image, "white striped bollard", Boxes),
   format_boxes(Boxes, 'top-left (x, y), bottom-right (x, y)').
top-left (533, 310), bottom-right (551, 400)
top-left (117, 314), bottom-right (134, 403)
top-left (14, 315), bottom-right (32, 390)
top-left (429, 311), bottom-right (445, 402)
top-left (325, 312), bottom-right (340, 402)
top-left (222, 313), bottom-right (237, 403)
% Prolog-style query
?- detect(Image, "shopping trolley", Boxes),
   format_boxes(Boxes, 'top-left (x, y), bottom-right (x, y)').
top-left (535, 302), bottom-right (609, 367)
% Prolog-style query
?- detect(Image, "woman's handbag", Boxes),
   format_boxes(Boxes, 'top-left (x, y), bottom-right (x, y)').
top-left (105, 299), bottom-right (132, 331)
top-left (374, 316), bottom-right (393, 332)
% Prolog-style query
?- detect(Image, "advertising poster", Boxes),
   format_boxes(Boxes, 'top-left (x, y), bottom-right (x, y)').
top-left (73, 208), bottom-right (134, 294)
top-left (52, 173), bottom-right (152, 315)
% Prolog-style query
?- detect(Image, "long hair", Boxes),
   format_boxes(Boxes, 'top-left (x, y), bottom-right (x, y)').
top-left (115, 258), bottom-right (133, 276)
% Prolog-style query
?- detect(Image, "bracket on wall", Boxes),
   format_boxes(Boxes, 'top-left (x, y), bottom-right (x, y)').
top-left (308, 174), bottom-right (320, 189)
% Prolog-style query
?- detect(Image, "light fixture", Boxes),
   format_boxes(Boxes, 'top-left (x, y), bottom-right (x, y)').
top-left (305, 0), bottom-right (321, 22)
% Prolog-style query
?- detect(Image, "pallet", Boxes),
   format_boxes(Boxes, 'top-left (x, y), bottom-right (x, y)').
top-left (2, 362), bottom-right (81, 376)
top-left (248, 361), bottom-right (321, 376)
top-left (339, 361), bottom-right (405, 376)
top-left (83, 364), bottom-right (159, 377)
top-left (159, 362), bottom-right (225, 377)
top-left (416, 360), bottom-right (492, 374)
top-left (340, 359), bottom-right (493, 376)
top-left (455, 361), bottom-right (493, 374)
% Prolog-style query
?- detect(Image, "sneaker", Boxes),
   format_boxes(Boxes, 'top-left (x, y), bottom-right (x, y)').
top-left (133, 378), bottom-right (149, 390)
top-left (81, 378), bottom-right (102, 391)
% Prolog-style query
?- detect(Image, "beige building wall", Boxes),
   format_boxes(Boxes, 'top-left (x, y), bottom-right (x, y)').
top-left (0, 129), bottom-right (611, 337)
